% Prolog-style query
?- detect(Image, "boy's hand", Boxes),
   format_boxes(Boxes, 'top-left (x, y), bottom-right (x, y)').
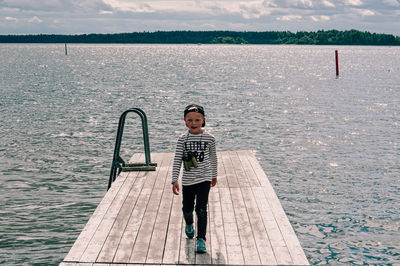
top-left (211, 178), bottom-right (217, 187)
top-left (172, 182), bottom-right (180, 195)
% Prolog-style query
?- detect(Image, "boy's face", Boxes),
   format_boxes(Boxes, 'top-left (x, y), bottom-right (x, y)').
top-left (184, 112), bottom-right (205, 134)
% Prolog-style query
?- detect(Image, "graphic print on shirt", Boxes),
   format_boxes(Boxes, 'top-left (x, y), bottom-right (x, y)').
top-left (184, 141), bottom-right (208, 162)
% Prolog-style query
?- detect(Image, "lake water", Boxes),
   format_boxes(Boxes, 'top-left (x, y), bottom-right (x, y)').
top-left (0, 44), bottom-right (399, 265)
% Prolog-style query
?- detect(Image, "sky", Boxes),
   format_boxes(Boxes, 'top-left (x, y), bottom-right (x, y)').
top-left (1, 0), bottom-right (400, 36)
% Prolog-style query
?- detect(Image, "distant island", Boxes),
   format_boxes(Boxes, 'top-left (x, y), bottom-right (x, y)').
top-left (1, 29), bottom-right (399, 45)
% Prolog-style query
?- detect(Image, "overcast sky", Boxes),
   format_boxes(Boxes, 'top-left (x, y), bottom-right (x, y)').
top-left (1, 0), bottom-right (399, 35)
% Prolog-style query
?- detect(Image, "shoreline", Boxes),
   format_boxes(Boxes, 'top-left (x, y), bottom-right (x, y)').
top-left (1, 29), bottom-right (399, 46)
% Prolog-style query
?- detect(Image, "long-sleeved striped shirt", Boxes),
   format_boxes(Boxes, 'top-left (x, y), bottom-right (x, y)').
top-left (171, 130), bottom-right (217, 186)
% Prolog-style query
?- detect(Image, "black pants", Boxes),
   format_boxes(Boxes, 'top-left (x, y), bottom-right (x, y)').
top-left (182, 181), bottom-right (211, 240)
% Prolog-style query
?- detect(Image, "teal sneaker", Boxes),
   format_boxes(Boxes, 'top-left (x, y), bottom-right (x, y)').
top-left (196, 238), bottom-right (206, 253)
top-left (185, 224), bottom-right (195, 239)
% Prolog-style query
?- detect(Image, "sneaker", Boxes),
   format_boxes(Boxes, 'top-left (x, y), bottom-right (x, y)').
top-left (196, 238), bottom-right (206, 253)
top-left (185, 224), bottom-right (195, 239)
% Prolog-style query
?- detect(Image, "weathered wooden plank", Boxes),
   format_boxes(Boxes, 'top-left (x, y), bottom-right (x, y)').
top-left (216, 152), bottom-right (228, 188)
top-left (237, 150), bottom-right (261, 187)
top-left (209, 187), bottom-right (228, 265)
top-left (162, 192), bottom-right (183, 264)
top-left (241, 187), bottom-right (277, 265)
top-left (152, 153), bottom-right (171, 187)
top-left (126, 153), bottom-right (170, 263)
top-left (235, 151), bottom-right (278, 264)
top-left (61, 263), bottom-right (96, 266)
top-left (129, 154), bottom-right (171, 263)
top-left (242, 150), bottom-right (275, 191)
top-left (253, 187), bottom-right (287, 247)
top-left (209, 163), bottom-right (229, 265)
top-left (274, 246), bottom-right (295, 265)
top-left (113, 154), bottom-right (168, 263)
top-left (112, 187), bottom-right (152, 263)
top-left (96, 153), bottom-right (163, 263)
top-left (229, 151), bottom-right (251, 187)
top-left (145, 200), bottom-right (172, 262)
top-left (230, 187), bottom-right (261, 265)
top-left (146, 154), bottom-right (174, 264)
top-left (128, 153), bottom-right (146, 164)
top-left (95, 171), bottom-right (142, 262)
top-left (128, 188), bottom-right (163, 263)
top-left (79, 170), bottom-right (140, 262)
top-left (219, 187), bottom-right (244, 265)
top-left (220, 151), bottom-right (240, 188)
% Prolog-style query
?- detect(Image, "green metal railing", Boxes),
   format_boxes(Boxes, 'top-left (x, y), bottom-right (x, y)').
top-left (107, 108), bottom-right (157, 190)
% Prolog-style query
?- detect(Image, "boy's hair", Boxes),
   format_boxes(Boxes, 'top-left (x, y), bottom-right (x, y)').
top-left (184, 104), bottom-right (205, 127)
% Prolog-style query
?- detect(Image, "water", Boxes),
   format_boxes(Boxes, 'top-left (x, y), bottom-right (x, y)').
top-left (0, 44), bottom-right (399, 265)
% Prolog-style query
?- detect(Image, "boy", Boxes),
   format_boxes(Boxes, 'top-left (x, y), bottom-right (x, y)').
top-left (172, 104), bottom-right (217, 253)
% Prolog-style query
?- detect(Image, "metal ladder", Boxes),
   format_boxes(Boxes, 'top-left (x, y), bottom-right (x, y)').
top-left (108, 108), bottom-right (157, 190)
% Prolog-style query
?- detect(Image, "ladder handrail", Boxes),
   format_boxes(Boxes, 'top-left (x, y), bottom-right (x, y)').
top-left (107, 108), bottom-right (154, 190)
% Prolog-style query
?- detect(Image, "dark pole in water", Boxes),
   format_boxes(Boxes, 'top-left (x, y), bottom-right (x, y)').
top-left (335, 50), bottom-right (339, 77)
top-left (65, 43), bottom-right (68, 56)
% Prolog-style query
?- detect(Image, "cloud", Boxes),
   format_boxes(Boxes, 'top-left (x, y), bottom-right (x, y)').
top-left (291, 0), bottom-right (314, 8)
top-left (0, 0), bottom-right (399, 35)
top-left (1, 0), bottom-right (66, 11)
top-left (356, 9), bottom-right (375, 16)
top-left (99, 10), bottom-right (113, 15)
top-left (28, 16), bottom-right (43, 23)
top-left (212, 1), bottom-right (273, 19)
top-left (103, 0), bottom-right (275, 19)
top-left (5, 16), bottom-right (18, 22)
top-left (277, 15), bottom-right (302, 21)
top-left (321, 0), bottom-right (335, 8)
top-left (272, 0), bottom-right (313, 8)
top-left (344, 0), bottom-right (363, 6)
top-left (102, 0), bottom-right (153, 13)
top-left (382, 0), bottom-right (400, 6)
top-left (1, 0), bottom-right (112, 12)
top-left (310, 15), bottom-right (330, 22)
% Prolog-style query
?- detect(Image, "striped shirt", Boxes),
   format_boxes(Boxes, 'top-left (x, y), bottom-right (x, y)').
top-left (171, 130), bottom-right (217, 186)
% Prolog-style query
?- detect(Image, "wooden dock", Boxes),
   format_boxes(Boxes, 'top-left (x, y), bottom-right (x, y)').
top-left (61, 150), bottom-right (308, 265)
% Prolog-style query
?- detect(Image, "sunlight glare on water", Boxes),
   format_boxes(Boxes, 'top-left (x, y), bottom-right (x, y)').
top-left (0, 44), bottom-right (399, 265)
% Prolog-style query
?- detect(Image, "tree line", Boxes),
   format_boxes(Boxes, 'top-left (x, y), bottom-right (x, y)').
top-left (1, 29), bottom-right (399, 45)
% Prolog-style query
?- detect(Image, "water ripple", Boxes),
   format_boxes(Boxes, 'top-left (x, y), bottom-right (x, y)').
top-left (0, 44), bottom-right (399, 265)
